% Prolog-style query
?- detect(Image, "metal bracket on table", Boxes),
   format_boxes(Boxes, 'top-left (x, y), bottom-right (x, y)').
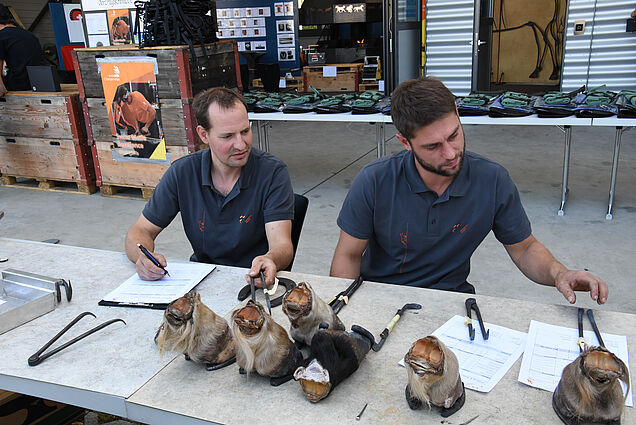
top-left (606, 126), bottom-right (631, 220)
top-left (0, 269), bottom-right (73, 335)
top-left (556, 125), bottom-right (572, 216)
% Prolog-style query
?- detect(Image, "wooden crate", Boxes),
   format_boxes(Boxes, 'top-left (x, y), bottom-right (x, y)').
top-left (303, 63), bottom-right (363, 92)
top-left (252, 77), bottom-right (303, 91)
top-left (73, 41), bottom-right (240, 192)
top-left (0, 86), bottom-right (95, 193)
top-left (94, 141), bottom-right (190, 189)
top-left (74, 41), bottom-right (241, 99)
top-left (359, 82), bottom-right (380, 92)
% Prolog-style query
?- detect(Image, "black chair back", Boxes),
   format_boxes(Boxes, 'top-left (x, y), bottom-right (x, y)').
top-left (285, 193), bottom-right (309, 271)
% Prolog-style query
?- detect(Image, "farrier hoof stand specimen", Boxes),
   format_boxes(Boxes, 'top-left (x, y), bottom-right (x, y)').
top-left (155, 291), bottom-right (236, 370)
top-left (232, 300), bottom-right (303, 386)
top-left (404, 336), bottom-right (465, 418)
top-left (552, 346), bottom-right (629, 425)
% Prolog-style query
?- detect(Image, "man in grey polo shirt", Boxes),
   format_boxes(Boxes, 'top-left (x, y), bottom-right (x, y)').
top-left (125, 88), bottom-right (294, 287)
top-left (331, 77), bottom-right (608, 305)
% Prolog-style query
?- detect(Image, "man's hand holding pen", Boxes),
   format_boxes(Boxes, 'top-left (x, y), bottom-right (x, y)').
top-left (136, 243), bottom-right (169, 281)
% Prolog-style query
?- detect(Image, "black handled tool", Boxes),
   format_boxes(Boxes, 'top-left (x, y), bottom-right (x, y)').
top-left (577, 308), bottom-right (585, 352)
top-left (371, 303), bottom-right (422, 352)
top-left (237, 277), bottom-right (296, 309)
top-left (28, 312), bottom-right (126, 366)
top-left (577, 308), bottom-right (605, 352)
top-left (465, 298), bottom-right (489, 341)
top-left (329, 275), bottom-right (364, 314)
top-left (587, 309), bottom-right (605, 348)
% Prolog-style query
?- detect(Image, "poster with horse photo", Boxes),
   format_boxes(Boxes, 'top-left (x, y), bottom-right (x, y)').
top-left (96, 57), bottom-right (169, 164)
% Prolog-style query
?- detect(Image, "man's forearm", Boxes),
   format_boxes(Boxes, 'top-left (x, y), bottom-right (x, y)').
top-left (508, 238), bottom-right (567, 287)
top-left (125, 227), bottom-right (156, 263)
top-left (330, 252), bottom-right (362, 279)
top-left (263, 244), bottom-right (293, 272)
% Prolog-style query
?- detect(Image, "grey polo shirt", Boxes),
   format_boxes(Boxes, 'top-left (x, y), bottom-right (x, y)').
top-left (143, 148), bottom-right (294, 268)
top-left (337, 150), bottom-right (532, 291)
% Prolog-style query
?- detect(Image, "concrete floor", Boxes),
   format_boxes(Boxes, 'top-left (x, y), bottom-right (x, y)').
top-left (1, 121), bottom-right (635, 315)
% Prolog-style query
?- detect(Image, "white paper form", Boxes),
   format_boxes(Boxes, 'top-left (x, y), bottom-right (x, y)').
top-left (431, 315), bottom-right (527, 392)
top-left (101, 262), bottom-right (215, 305)
top-left (518, 320), bottom-right (632, 406)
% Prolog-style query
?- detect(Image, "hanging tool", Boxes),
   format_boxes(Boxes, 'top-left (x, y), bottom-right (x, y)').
top-left (371, 303), bottom-right (422, 352)
top-left (28, 312), bottom-right (126, 366)
top-left (328, 275), bottom-right (364, 314)
top-left (465, 298), bottom-right (489, 341)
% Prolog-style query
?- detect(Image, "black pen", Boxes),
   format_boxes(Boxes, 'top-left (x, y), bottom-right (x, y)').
top-left (137, 243), bottom-right (170, 277)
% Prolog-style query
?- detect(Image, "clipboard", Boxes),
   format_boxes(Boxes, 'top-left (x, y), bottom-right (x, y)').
top-left (99, 263), bottom-right (216, 309)
top-left (97, 300), bottom-right (169, 310)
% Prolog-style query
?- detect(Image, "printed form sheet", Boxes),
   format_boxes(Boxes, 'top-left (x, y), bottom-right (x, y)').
top-left (101, 262), bottom-right (216, 305)
top-left (518, 320), bottom-right (632, 406)
top-left (431, 315), bottom-right (527, 392)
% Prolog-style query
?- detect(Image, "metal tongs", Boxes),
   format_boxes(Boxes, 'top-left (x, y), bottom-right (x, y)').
top-left (328, 275), bottom-right (364, 314)
top-left (250, 271), bottom-right (271, 314)
top-left (465, 298), bottom-right (490, 341)
top-left (28, 312), bottom-right (126, 366)
top-left (577, 307), bottom-right (605, 352)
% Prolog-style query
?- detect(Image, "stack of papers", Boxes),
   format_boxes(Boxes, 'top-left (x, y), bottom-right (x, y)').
top-left (518, 320), bottom-right (632, 406)
top-left (99, 262), bottom-right (216, 308)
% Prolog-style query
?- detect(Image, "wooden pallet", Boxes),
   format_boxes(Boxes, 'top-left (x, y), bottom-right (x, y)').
top-left (359, 82), bottom-right (380, 92)
top-left (0, 175), bottom-right (96, 194)
top-left (100, 184), bottom-right (154, 200)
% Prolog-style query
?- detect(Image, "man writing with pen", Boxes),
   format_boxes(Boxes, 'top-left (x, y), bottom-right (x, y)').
top-left (124, 88), bottom-right (294, 288)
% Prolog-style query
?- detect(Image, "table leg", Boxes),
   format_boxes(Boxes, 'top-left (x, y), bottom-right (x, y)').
top-left (253, 121), bottom-right (264, 151)
top-left (606, 126), bottom-right (624, 220)
top-left (558, 126), bottom-right (572, 216)
top-left (263, 121), bottom-right (270, 152)
top-left (376, 122), bottom-right (386, 158)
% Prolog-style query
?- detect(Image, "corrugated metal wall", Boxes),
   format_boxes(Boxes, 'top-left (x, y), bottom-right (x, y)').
top-left (424, 0), bottom-right (475, 95)
top-left (561, 0), bottom-right (636, 91)
top-left (4, 0), bottom-right (63, 47)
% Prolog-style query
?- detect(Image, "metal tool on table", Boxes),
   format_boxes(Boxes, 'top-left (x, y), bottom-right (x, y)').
top-left (355, 403), bottom-right (368, 421)
top-left (237, 275), bottom-right (296, 311)
top-left (577, 307), bottom-right (605, 351)
top-left (28, 311), bottom-right (126, 366)
top-left (465, 298), bottom-right (489, 341)
top-left (0, 269), bottom-right (73, 335)
top-left (370, 303), bottom-right (422, 352)
top-left (328, 275), bottom-right (364, 314)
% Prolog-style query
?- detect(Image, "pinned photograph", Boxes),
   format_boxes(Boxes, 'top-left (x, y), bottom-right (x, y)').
top-left (97, 58), bottom-right (168, 164)
top-left (278, 48), bottom-right (295, 61)
top-left (274, 2), bottom-right (285, 16)
top-left (284, 1), bottom-right (294, 16)
top-left (277, 34), bottom-right (295, 47)
top-left (277, 19), bottom-right (294, 34)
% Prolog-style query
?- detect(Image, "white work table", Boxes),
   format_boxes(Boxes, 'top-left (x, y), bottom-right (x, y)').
top-left (0, 238), bottom-right (244, 417)
top-left (1, 238), bottom-right (634, 424)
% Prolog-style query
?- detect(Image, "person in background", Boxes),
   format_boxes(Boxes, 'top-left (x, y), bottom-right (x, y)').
top-left (0, 4), bottom-right (46, 96)
top-left (330, 77), bottom-right (608, 306)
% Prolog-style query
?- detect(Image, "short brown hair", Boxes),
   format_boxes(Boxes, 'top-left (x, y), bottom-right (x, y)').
top-left (193, 87), bottom-right (247, 130)
top-left (390, 77), bottom-right (457, 140)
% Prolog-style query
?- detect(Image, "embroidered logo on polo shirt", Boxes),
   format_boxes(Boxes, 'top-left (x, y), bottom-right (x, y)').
top-left (239, 214), bottom-right (252, 223)
top-left (452, 223), bottom-right (468, 233)
top-left (198, 211), bottom-right (206, 247)
top-left (400, 222), bottom-right (408, 272)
